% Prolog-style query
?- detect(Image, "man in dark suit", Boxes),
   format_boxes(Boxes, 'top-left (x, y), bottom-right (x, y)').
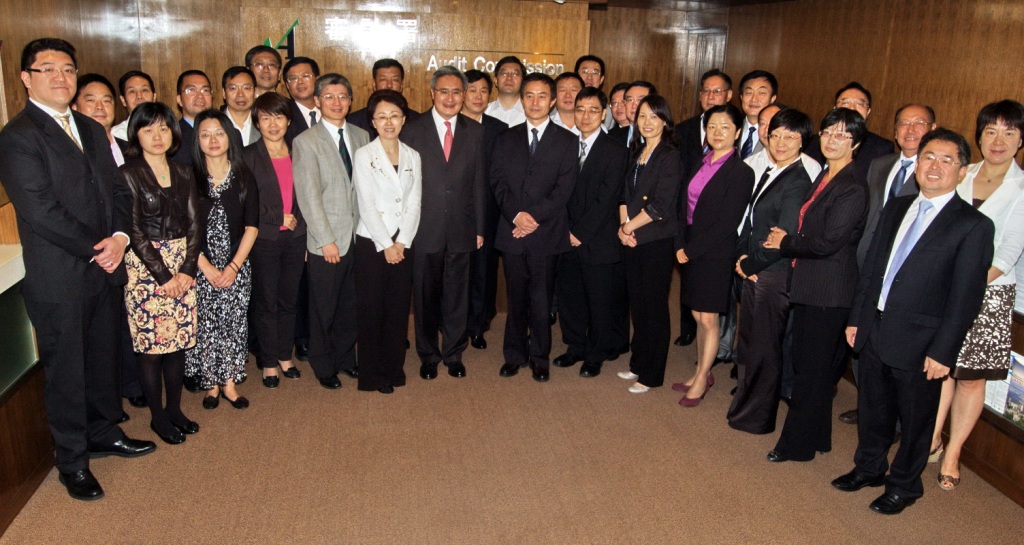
top-left (491, 72), bottom-right (578, 382)
top-left (283, 56), bottom-right (321, 146)
top-left (170, 69), bottom-right (212, 166)
top-left (347, 58), bottom-right (420, 139)
top-left (607, 81), bottom-right (657, 146)
top-left (832, 129), bottom-right (993, 515)
top-left (0, 38), bottom-right (156, 501)
top-left (461, 70), bottom-right (509, 350)
top-left (552, 87), bottom-right (629, 378)
top-left (402, 67), bottom-right (487, 380)
top-left (806, 82), bottom-right (895, 178)
top-left (737, 70), bottom-right (777, 160)
top-left (838, 104), bottom-right (938, 425)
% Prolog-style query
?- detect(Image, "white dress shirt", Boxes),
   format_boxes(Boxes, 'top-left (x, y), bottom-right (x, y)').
top-left (321, 118), bottom-right (353, 159)
top-left (111, 118), bottom-right (129, 141)
top-left (32, 98), bottom-right (81, 145)
top-left (431, 108), bottom-right (456, 143)
top-left (296, 101), bottom-right (320, 128)
top-left (550, 110), bottom-right (580, 136)
top-left (957, 160), bottom-right (1024, 287)
top-left (486, 99), bottom-right (526, 127)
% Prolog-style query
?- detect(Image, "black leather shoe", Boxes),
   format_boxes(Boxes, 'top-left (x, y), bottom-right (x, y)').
top-left (499, 363), bottom-right (521, 377)
top-left (869, 491), bottom-right (915, 515)
top-left (173, 419), bottom-right (200, 435)
top-left (340, 366), bottom-right (359, 379)
top-left (531, 364), bottom-right (550, 382)
top-left (117, 410), bottom-right (130, 423)
top-left (420, 363), bottom-right (438, 380)
top-left (88, 437), bottom-right (157, 459)
top-left (202, 395), bottom-right (219, 409)
top-left (378, 385), bottom-right (395, 394)
top-left (831, 470), bottom-right (886, 492)
top-left (674, 331), bottom-right (696, 346)
top-left (549, 312), bottom-right (557, 325)
top-left (553, 353), bottom-right (582, 368)
top-left (470, 335), bottom-right (487, 349)
top-left (282, 366), bottom-right (301, 379)
top-left (579, 361), bottom-right (602, 377)
top-left (318, 374), bottom-right (342, 389)
top-left (150, 422), bottom-right (185, 445)
top-left (221, 392), bottom-right (249, 409)
top-left (447, 362), bottom-right (467, 378)
top-left (766, 450), bottom-right (789, 463)
top-left (183, 375), bottom-right (203, 393)
top-left (262, 375), bottom-right (280, 389)
top-left (294, 342), bottom-right (310, 361)
top-left (127, 396), bottom-right (147, 408)
top-left (59, 469), bottom-right (104, 501)
top-left (839, 409), bottom-right (859, 424)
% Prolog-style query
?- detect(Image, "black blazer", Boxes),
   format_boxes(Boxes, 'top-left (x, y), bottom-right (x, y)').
top-left (348, 105), bottom-right (421, 141)
top-left (196, 168), bottom-right (259, 259)
top-left (491, 122), bottom-right (578, 256)
top-left (780, 163), bottom-right (868, 308)
top-left (480, 114), bottom-right (509, 237)
top-left (738, 161), bottom-right (813, 275)
top-left (170, 117), bottom-right (195, 166)
top-left (806, 130), bottom-right (894, 180)
top-left (677, 151), bottom-right (754, 262)
top-left (0, 102), bottom-right (131, 301)
top-left (607, 125), bottom-right (630, 146)
top-left (284, 100), bottom-right (312, 146)
top-left (857, 152), bottom-right (919, 267)
top-left (242, 140), bottom-right (307, 241)
top-left (676, 114), bottom-right (704, 179)
top-left (569, 132), bottom-right (629, 265)
top-left (850, 193), bottom-right (994, 369)
top-left (402, 111), bottom-right (487, 254)
top-left (623, 141), bottom-right (683, 245)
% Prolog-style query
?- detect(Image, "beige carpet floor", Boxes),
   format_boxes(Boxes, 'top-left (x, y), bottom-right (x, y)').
top-left (3, 299), bottom-right (1023, 544)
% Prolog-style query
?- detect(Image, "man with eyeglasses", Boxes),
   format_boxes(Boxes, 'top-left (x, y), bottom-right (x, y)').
top-left (221, 66), bottom-right (260, 146)
top-left (347, 59), bottom-right (420, 139)
top-left (838, 104), bottom-right (938, 426)
top-left (245, 45), bottom-right (282, 96)
top-left (486, 56), bottom-right (527, 127)
top-left (607, 80), bottom-right (658, 146)
top-left (282, 56), bottom-right (321, 145)
top-left (834, 129), bottom-right (993, 515)
top-left (737, 70), bottom-right (778, 160)
top-left (171, 69), bottom-right (213, 166)
top-left (0, 38), bottom-right (156, 501)
top-left (807, 82), bottom-right (896, 178)
top-left (111, 70), bottom-right (156, 143)
top-left (606, 82), bottom-right (631, 131)
top-left (402, 67), bottom-right (487, 381)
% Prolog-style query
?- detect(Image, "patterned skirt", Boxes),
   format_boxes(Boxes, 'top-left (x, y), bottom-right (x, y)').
top-left (125, 237), bottom-right (198, 354)
top-left (953, 284), bottom-right (1015, 380)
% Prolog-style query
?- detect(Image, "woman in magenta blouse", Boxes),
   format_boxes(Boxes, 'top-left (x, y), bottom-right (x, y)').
top-left (242, 92), bottom-right (307, 389)
top-left (673, 103), bottom-right (754, 407)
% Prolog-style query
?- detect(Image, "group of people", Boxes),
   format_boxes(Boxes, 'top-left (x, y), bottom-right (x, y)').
top-left (1, 37), bottom-right (1020, 519)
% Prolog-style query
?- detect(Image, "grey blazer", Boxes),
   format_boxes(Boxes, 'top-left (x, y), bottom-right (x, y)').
top-left (857, 153), bottom-right (919, 267)
top-left (292, 120), bottom-right (370, 256)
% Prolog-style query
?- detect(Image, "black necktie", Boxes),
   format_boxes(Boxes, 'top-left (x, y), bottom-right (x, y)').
top-left (741, 126), bottom-right (756, 159)
top-left (530, 128), bottom-right (539, 155)
top-left (309, 111), bottom-right (318, 126)
top-left (338, 128), bottom-right (352, 178)
top-left (745, 166), bottom-right (773, 227)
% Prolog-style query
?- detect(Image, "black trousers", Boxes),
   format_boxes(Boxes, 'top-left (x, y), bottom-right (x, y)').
top-left (118, 296), bottom-right (142, 398)
top-left (556, 249), bottom-right (628, 363)
top-left (467, 236), bottom-right (499, 337)
top-left (355, 236), bottom-right (412, 390)
top-left (25, 284), bottom-right (124, 473)
top-left (773, 304), bottom-right (849, 460)
top-left (853, 320), bottom-right (942, 499)
top-left (413, 248), bottom-right (471, 366)
top-left (626, 238), bottom-right (675, 388)
top-left (293, 262), bottom-right (310, 345)
top-left (307, 249), bottom-right (357, 378)
top-left (502, 252), bottom-right (559, 368)
top-left (250, 234), bottom-right (307, 369)
top-left (727, 269), bottom-right (789, 434)
top-left (718, 275), bottom-right (742, 360)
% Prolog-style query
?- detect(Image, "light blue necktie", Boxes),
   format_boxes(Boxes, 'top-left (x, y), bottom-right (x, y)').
top-left (880, 200), bottom-right (933, 306)
top-left (887, 159), bottom-right (914, 202)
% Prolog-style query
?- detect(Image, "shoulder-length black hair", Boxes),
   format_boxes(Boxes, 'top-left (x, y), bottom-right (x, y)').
top-left (125, 101), bottom-right (181, 159)
top-left (701, 103), bottom-right (744, 149)
top-left (191, 109), bottom-right (254, 200)
top-left (820, 108), bottom-right (867, 155)
top-left (629, 94), bottom-right (678, 157)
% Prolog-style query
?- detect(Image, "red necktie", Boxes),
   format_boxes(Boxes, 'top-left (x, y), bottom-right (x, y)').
top-left (443, 120), bottom-right (453, 162)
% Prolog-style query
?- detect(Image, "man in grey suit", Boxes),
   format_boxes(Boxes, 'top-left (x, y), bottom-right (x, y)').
top-left (293, 73), bottom-right (370, 389)
top-left (402, 66), bottom-right (487, 380)
top-left (839, 103), bottom-right (937, 424)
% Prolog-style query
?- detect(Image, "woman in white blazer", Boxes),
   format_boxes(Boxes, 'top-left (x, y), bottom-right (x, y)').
top-left (931, 100), bottom-right (1024, 490)
top-left (352, 90), bottom-right (423, 394)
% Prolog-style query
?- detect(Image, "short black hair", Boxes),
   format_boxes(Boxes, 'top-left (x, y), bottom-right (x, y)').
top-left (834, 82), bottom-right (872, 108)
top-left (176, 69), bottom-right (211, 96)
top-left (575, 87), bottom-right (608, 109)
top-left (21, 38), bottom-right (76, 72)
top-left (699, 69), bottom-right (731, 90)
top-left (702, 103), bottom-right (745, 138)
top-left (739, 70), bottom-right (778, 97)
top-left (252, 92), bottom-right (292, 127)
top-left (919, 128), bottom-right (971, 167)
top-left (125, 101), bottom-right (180, 158)
top-left (465, 69), bottom-right (493, 93)
top-left (574, 55), bottom-right (605, 76)
top-left (521, 72), bottom-right (556, 98)
top-left (609, 81), bottom-right (631, 98)
top-left (627, 80), bottom-right (658, 96)
top-left (493, 56), bottom-right (526, 78)
top-left (372, 59), bottom-right (405, 80)
top-left (221, 66), bottom-right (255, 89)
top-left (118, 70), bottom-right (155, 97)
top-left (283, 56), bottom-right (320, 80)
top-left (245, 45), bottom-right (281, 68)
top-left (554, 71), bottom-right (584, 89)
top-left (367, 89), bottom-right (409, 119)
top-left (768, 108), bottom-right (814, 154)
top-left (894, 103), bottom-right (936, 126)
top-left (974, 99), bottom-right (1024, 149)
top-left (630, 95), bottom-right (678, 155)
top-left (820, 108), bottom-right (868, 153)
top-left (73, 73), bottom-right (116, 103)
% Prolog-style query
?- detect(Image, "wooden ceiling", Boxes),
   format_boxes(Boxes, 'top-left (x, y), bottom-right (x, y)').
top-left (583, 0), bottom-right (791, 10)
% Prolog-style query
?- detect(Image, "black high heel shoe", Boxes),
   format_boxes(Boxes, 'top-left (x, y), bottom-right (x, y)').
top-left (220, 391), bottom-right (249, 409)
top-left (150, 422), bottom-right (185, 445)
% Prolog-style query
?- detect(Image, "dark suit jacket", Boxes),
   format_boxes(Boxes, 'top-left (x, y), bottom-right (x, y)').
top-left (285, 100), bottom-right (313, 146)
top-left (607, 125), bottom-right (630, 147)
top-left (623, 142), bottom-right (682, 245)
top-left (348, 105), bottom-right (421, 141)
top-left (569, 132), bottom-right (629, 265)
top-left (676, 114), bottom-right (704, 179)
top-left (402, 111), bottom-right (487, 254)
top-left (491, 122), bottom-right (578, 256)
top-left (0, 102), bottom-right (131, 301)
top-left (170, 117), bottom-right (196, 166)
top-left (780, 163), bottom-right (868, 308)
top-left (480, 114), bottom-right (509, 237)
top-left (738, 161), bottom-right (813, 275)
top-left (242, 139), bottom-right (307, 241)
top-left (857, 152), bottom-right (919, 266)
top-left (677, 151), bottom-right (754, 263)
top-left (806, 130), bottom-right (894, 180)
top-left (850, 193), bottom-right (994, 369)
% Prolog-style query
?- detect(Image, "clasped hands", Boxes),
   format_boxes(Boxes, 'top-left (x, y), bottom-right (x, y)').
top-left (513, 212), bottom-right (539, 238)
top-left (618, 223), bottom-right (637, 247)
top-left (762, 227), bottom-right (787, 249)
top-left (158, 272), bottom-right (195, 298)
top-left (734, 255), bottom-right (758, 282)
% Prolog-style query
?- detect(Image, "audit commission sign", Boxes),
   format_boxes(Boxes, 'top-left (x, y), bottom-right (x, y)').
top-left (426, 54), bottom-right (565, 75)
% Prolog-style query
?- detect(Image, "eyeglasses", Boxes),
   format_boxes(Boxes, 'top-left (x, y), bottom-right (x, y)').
top-left (286, 73), bottom-right (315, 83)
top-left (497, 70), bottom-right (522, 78)
top-left (700, 88), bottom-right (727, 96)
top-left (373, 113), bottom-right (405, 123)
top-left (574, 107), bottom-right (603, 116)
top-left (225, 84), bottom-right (254, 93)
top-left (896, 120), bottom-right (931, 130)
top-left (251, 62), bottom-right (280, 71)
top-left (26, 66), bottom-right (77, 78)
top-left (579, 68), bottom-right (602, 76)
top-left (319, 93), bottom-right (351, 102)
top-left (768, 133), bottom-right (801, 143)
top-left (836, 98), bottom-right (869, 109)
top-left (919, 152), bottom-right (960, 167)
top-left (182, 86), bottom-right (212, 96)
top-left (819, 130), bottom-right (853, 142)
top-left (433, 88), bottom-right (464, 98)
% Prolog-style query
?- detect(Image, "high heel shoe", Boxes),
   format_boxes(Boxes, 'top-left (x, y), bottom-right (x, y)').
top-left (679, 376), bottom-right (714, 408)
top-left (671, 372), bottom-right (715, 393)
top-left (220, 391), bottom-right (250, 409)
top-left (150, 422), bottom-right (185, 445)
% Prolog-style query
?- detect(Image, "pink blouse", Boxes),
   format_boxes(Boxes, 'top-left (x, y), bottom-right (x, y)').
top-left (271, 156), bottom-right (294, 231)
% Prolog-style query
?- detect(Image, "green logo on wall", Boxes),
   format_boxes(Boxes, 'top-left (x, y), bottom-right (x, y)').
top-left (264, 19), bottom-right (299, 60)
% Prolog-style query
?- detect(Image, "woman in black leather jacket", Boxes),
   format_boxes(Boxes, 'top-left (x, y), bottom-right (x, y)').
top-left (121, 102), bottom-right (202, 446)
